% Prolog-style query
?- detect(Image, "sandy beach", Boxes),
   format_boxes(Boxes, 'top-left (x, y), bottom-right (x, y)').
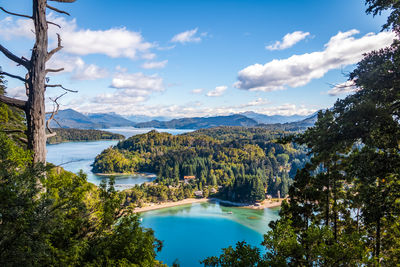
top-left (133, 197), bottom-right (283, 213)
top-left (133, 198), bottom-right (210, 213)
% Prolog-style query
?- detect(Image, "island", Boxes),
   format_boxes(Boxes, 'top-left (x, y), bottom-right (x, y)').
top-left (92, 127), bottom-right (308, 207)
top-left (46, 128), bottom-right (125, 144)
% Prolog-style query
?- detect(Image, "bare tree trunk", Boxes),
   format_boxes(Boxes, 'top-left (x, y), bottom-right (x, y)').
top-left (0, 0), bottom-right (74, 163)
top-left (27, 0), bottom-right (48, 164)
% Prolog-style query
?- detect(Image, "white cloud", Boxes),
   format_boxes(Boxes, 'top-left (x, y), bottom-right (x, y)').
top-left (191, 88), bottom-right (204, 94)
top-left (240, 98), bottom-right (269, 108)
top-left (91, 72), bottom-right (165, 105)
top-left (0, 14), bottom-right (155, 60)
top-left (328, 80), bottom-right (359, 96)
top-left (47, 54), bottom-right (108, 80)
top-left (256, 103), bottom-right (316, 116)
top-left (92, 75), bottom-right (163, 107)
top-left (111, 72), bottom-right (164, 92)
top-left (70, 101), bottom-right (315, 118)
top-left (235, 30), bottom-right (395, 92)
top-left (5, 86), bottom-right (27, 100)
top-left (171, 28), bottom-right (203, 44)
top-left (206, 85), bottom-right (227, 97)
top-left (72, 64), bottom-right (108, 80)
top-left (157, 45), bottom-right (176, 51)
top-left (141, 60), bottom-right (168, 69)
top-left (266, 31), bottom-right (310, 50)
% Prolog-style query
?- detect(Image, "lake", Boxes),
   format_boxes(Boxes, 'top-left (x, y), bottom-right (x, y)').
top-left (141, 202), bottom-right (280, 266)
top-left (46, 127), bottom-right (193, 189)
top-left (46, 127), bottom-right (280, 266)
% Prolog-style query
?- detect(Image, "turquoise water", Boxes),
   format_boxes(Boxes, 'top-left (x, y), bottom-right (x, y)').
top-left (46, 127), bottom-right (280, 266)
top-left (46, 127), bottom-right (193, 189)
top-left (141, 202), bottom-right (280, 266)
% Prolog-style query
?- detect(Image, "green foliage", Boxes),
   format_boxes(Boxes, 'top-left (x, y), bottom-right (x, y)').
top-left (0, 132), bottom-right (163, 266)
top-left (204, 3), bottom-right (400, 264)
top-left (366, 0), bottom-right (400, 30)
top-left (46, 128), bottom-right (124, 144)
top-left (94, 128), bottom-right (308, 203)
top-left (201, 241), bottom-right (262, 267)
top-left (0, 74), bottom-right (27, 147)
top-left (93, 147), bottom-right (139, 174)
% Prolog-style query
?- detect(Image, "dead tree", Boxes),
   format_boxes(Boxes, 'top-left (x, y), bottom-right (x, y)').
top-left (0, 0), bottom-right (76, 164)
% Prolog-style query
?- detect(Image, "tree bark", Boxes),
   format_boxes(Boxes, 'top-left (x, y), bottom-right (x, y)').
top-left (26, 0), bottom-right (48, 164)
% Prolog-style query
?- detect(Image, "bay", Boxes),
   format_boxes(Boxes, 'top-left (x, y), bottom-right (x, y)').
top-left (141, 202), bottom-right (280, 266)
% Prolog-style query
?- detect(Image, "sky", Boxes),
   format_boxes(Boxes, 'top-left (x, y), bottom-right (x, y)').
top-left (0, 0), bottom-right (394, 118)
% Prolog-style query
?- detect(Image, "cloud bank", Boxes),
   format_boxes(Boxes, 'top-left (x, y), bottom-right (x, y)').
top-left (235, 30), bottom-right (395, 92)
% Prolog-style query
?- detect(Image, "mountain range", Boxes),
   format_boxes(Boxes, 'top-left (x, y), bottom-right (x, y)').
top-left (48, 108), bottom-right (317, 130)
top-left (134, 114), bottom-right (258, 129)
top-left (47, 109), bottom-right (135, 129)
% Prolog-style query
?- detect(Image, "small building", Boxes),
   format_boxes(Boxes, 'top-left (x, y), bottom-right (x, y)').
top-left (194, 190), bottom-right (203, 198)
top-left (183, 176), bottom-right (196, 184)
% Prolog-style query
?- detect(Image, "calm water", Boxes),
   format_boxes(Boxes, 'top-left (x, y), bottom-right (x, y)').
top-left (141, 202), bottom-right (280, 266)
top-left (46, 127), bottom-right (193, 189)
top-left (46, 127), bottom-right (280, 266)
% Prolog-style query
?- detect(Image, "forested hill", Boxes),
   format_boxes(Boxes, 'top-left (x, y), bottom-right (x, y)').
top-left (134, 114), bottom-right (258, 129)
top-left (46, 128), bottom-right (124, 144)
top-left (92, 127), bottom-right (308, 202)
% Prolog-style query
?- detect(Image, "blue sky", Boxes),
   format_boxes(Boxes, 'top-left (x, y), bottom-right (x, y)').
top-left (0, 0), bottom-right (394, 118)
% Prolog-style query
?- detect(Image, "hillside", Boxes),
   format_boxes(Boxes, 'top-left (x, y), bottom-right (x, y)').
top-left (134, 114), bottom-right (258, 129)
top-left (241, 111), bottom-right (309, 124)
top-left (93, 128), bottom-right (309, 202)
top-left (257, 113), bottom-right (318, 131)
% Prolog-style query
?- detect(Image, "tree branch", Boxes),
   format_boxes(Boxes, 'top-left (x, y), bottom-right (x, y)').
top-left (46, 4), bottom-right (70, 16)
top-left (46, 84), bottom-right (78, 93)
top-left (0, 44), bottom-right (30, 69)
top-left (46, 92), bottom-right (67, 137)
top-left (49, 0), bottom-right (77, 3)
top-left (46, 132), bottom-right (57, 138)
top-left (47, 21), bottom-right (61, 28)
top-left (46, 68), bottom-right (64, 74)
top-left (0, 95), bottom-right (26, 110)
top-left (0, 71), bottom-right (27, 83)
top-left (47, 33), bottom-right (63, 61)
top-left (0, 7), bottom-right (32, 19)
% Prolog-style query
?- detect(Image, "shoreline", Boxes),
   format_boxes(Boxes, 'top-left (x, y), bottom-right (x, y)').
top-left (94, 172), bottom-right (156, 177)
top-left (133, 198), bottom-right (284, 213)
top-left (47, 138), bottom-right (124, 145)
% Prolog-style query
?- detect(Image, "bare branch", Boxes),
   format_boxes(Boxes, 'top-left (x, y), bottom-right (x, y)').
top-left (0, 71), bottom-right (27, 83)
top-left (53, 118), bottom-right (62, 128)
top-left (18, 137), bottom-right (28, 144)
top-left (47, 20), bottom-right (61, 28)
top-left (47, 33), bottom-right (63, 61)
top-left (49, 0), bottom-right (77, 3)
top-left (0, 44), bottom-right (30, 69)
top-left (46, 84), bottom-right (78, 93)
top-left (46, 68), bottom-right (64, 74)
top-left (0, 95), bottom-right (26, 110)
top-left (25, 73), bottom-right (29, 96)
top-left (46, 4), bottom-right (70, 16)
top-left (46, 92), bottom-right (67, 137)
top-left (46, 132), bottom-right (57, 138)
top-left (0, 7), bottom-right (32, 19)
